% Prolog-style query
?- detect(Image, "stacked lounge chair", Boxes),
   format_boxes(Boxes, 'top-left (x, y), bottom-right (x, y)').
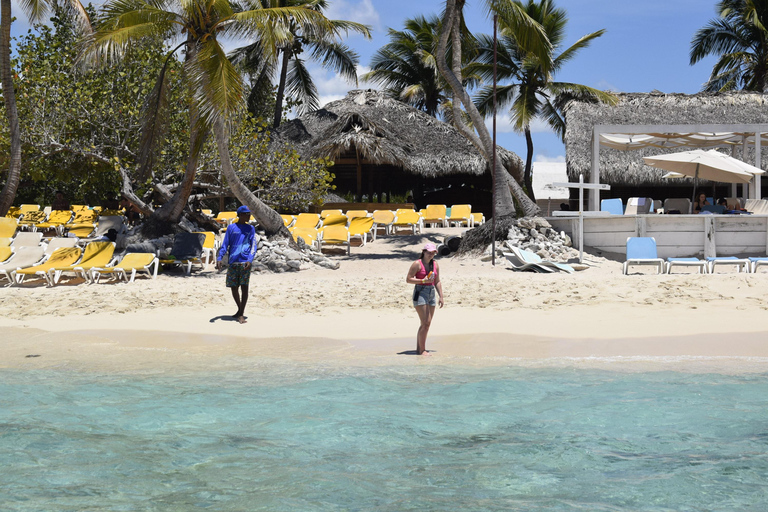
top-left (0, 246), bottom-right (45, 283)
top-left (503, 245), bottom-right (574, 273)
top-left (13, 246), bottom-right (82, 285)
top-left (91, 253), bottom-right (158, 283)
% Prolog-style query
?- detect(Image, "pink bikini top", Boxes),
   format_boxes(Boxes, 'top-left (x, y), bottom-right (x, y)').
top-left (414, 259), bottom-right (436, 286)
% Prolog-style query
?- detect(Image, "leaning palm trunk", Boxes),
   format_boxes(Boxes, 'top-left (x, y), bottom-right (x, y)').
top-left (436, 0), bottom-right (539, 217)
top-left (153, 41), bottom-right (203, 223)
top-left (213, 118), bottom-right (291, 238)
top-left (0, 0), bottom-right (22, 216)
top-left (273, 48), bottom-right (290, 128)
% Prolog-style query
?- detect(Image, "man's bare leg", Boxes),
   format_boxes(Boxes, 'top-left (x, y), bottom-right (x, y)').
top-left (238, 285), bottom-right (249, 323)
top-left (231, 287), bottom-right (243, 318)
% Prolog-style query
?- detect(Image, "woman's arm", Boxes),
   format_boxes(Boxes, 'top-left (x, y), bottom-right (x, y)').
top-left (434, 262), bottom-right (444, 307)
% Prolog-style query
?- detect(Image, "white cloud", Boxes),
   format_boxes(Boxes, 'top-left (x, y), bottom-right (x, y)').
top-left (594, 79), bottom-right (621, 93)
top-left (313, 64), bottom-right (376, 108)
top-left (325, 0), bottom-right (382, 32)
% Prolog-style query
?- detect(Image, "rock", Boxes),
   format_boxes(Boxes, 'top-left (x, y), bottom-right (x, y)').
top-left (316, 258), bottom-right (340, 270)
top-left (284, 250), bottom-right (302, 261)
top-left (286, 260), bottom-right (302, 269)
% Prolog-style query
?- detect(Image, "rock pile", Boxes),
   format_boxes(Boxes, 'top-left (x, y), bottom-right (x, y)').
top-left (124, 232), bottom-right (339, 273)
top-left (252, 236), bottom-right (339, 272)
top-left (487, 217), bottom-right (576, 262)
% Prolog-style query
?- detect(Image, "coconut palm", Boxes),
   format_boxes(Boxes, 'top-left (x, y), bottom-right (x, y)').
top-left (690, 0), bottom-right (768, 92)
top-left (436, 0), bottom-right (549, 218)
top-left (231, 0), bottom-right (370, 128)
top-left (0, 0), bottom-right (89, 216)
top-left (362, 14), bottom-right (477, 119)
top-left (90, 0), bottom-right (337, 232)
top-left (472, 0), bottom-right (615, 202)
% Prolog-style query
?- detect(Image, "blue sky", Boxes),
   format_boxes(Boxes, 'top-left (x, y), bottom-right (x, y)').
top-left (10, 0), bottom-right (722, 163)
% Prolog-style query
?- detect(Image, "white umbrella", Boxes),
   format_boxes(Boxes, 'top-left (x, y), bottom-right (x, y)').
top-left (643, 149), bottom-right (765, 203)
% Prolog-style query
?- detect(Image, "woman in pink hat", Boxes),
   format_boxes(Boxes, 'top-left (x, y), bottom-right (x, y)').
top-left (406, 243), bottom-right (444, 355)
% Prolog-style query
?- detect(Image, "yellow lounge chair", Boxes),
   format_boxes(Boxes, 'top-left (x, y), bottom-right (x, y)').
top-left (319, 225), bottom-right (350, 255)
top-left (0, 246), bottom-right (11, 263)
top-left (17, 210), bottom-right (47, 230)
top-left (34, 210), bottom-right (74, 234)
top-left (193, 231), bottom-right (218, 267)
top-left (0, 217), bottom-right (18, 238)
top-left (371, 210), bottom-right (395, 240)
top-left (448, 204), bottom-right (472, 227)
top-left (0, 246), bottom-right (45, 283)
top-left (19, 204), bottom-right (40, 214)
top-left (423, 205), bottom-right (447, 228)
top-left (322, 214), bottom-right (348, 227)
top-left (294, 213), bottom-right (321, 229)
top-left (320, 209), bottom-right (343, 219)
top-left (291, 227), bottom-right (319, 248)
top-left (214, 211), bottom-right (237, 226)
top-left (201, 208), bottom-right (213, 217)
top-left (44, 237), bottom-right (79, 257)
top-left (281, 214), bottom-right (296, 228)
top-left (392, 209), bottom-right (422, 234)
top-left (349, 216), bottom-right (374, 246)
top-left (71, 204), bottom-right (89, 211)
top-left (5, 206), bottom-right (21, 219)
top-left (471, 212), bottom-right (484, 226)
top-left (91, 253), bottom-right (159, 283)
top-left (345, 210), bottom-right (369, 221)
top-left (0, 237), bottom-right (10, 247)
top-left (64, 210), bottom-right (99, 238)
top-left (53, 241), bottom-right (116, 285)
top-left (13, 246), bottom-right (82, 285)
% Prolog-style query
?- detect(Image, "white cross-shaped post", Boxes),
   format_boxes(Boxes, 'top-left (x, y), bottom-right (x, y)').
top-left (551, 174), bottom-right (611, 263)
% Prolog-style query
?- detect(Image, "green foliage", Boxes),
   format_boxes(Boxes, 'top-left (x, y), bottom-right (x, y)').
top-left (215, 113), bottom-right (335, 212)
top-left (690, 0), bottom-right (768, 92)
top-left (8, 4), bottom-right (187, 205)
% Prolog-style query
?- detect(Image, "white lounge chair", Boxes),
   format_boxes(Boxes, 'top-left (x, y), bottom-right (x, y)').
top-left (666, 257), bottom-right (708, 274)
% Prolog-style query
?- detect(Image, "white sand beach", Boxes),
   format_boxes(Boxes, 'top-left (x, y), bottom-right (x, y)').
top-left (2, 227), bottom-right (768, 373)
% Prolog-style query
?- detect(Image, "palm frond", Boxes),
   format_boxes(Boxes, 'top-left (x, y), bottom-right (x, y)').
top-left (191, 38), bottom-right (246, 126)
top-left (307, 39), bottom-right (359, 83)
top-left (552, 29), bottom-right (605, 71)
top-left (286, 56), bottom-right (319, 114)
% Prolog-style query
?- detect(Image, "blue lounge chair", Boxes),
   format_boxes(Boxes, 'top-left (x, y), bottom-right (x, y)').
top-left (623, 237), bottom-right (665, 275)
top-left (666, 257), bottom-right (708, 274)
top-left (706, 256), bottom-right (749, 273)
top-left (600, 198), bottom-right (624, 215)
top-left (749, 257), bottom-right (768, 273)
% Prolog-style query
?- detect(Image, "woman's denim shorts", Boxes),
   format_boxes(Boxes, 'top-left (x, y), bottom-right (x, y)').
top-left (412, 284), bottom-right (437, 307)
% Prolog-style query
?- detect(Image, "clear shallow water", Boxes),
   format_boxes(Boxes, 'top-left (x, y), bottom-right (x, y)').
top-left (2, 366), bottom-right (768, 511)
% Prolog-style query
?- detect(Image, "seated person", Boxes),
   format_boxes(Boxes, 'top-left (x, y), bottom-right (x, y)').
top-left (51, 190), bottom-right (70, 211)
top-left (119, 196), bottom-right (141, 225)
top-left (721, 197), bottom-right (746, 212)
top-left (693, 192), bottom-right (710, 213)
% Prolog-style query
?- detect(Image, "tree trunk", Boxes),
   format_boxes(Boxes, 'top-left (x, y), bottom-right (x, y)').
top-left (436, 0), bottom-right (540, 218)
top-left (273, 48), bottom-right (290, 129)
top-left (151, 40), bottom-right (203, 224)
top-left (524, 126), bottom-right (536, 202)
top-left (213, 118), bottom-right (291, 238)
top-left (0, 0), bottom-right (22, 216)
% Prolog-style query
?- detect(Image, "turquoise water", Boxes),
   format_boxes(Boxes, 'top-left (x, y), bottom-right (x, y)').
top-left (2, 366), bottom-right (768, 511)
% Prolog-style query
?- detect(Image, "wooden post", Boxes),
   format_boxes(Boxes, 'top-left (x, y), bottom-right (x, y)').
top-left (755, 131), bottom-right (762, 199)
top-left (635, 216), bottom-right (646, 238)
top-left (355, 148), bottom-right (362, 202)
top-left (704, 216), bottom-right (716, 258)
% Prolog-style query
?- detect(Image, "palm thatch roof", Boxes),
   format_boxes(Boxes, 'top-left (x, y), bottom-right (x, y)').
top-left (564, 91), bottom-right (768, 186)
top-left (272, 89), bottom-right (524, 181)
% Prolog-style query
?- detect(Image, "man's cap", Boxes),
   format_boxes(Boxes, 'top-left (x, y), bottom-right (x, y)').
top-left (237, 205), bottom-right (251, 214)
top-left (423, 243), bottom-right (437, 253)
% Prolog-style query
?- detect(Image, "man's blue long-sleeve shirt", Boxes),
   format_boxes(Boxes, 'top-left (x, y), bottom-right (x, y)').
top-left (218, 222), bottom-right (257, 264)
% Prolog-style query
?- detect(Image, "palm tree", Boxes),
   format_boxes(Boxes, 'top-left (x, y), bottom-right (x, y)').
top-left (90, 0), bottom-right (338, 233)
top-left (0, 0), bottom-right (89, 216)
top-left (435, 0), bottom-right (550, 217)
top-left (472, 0), bottom-right (615, 202)
top-left (362, 15), bottom-right (478, 118)
top-left (690, 0), bottom-right (768, 92)
top-left (231, 0), bottom-right (370, 128)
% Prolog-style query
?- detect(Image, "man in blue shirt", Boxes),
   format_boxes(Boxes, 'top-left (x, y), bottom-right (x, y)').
top-left (216, 205), bottom-right (257, 324)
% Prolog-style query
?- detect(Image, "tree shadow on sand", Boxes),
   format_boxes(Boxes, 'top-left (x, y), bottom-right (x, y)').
top-left (209, 315), bottom-right (248, 323)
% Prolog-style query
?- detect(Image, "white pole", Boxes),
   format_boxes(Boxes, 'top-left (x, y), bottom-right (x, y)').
top-left (579, 174), bottom-right (584, 263)
top-left (756, 131), bottom-right (762, 199)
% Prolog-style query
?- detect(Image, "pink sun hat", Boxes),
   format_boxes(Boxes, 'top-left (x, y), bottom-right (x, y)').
top-left (423, 243), bottom-right (437, 253)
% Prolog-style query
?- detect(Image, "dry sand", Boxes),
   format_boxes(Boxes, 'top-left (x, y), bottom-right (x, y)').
top-left (2, 227), bottom-right (768, 373)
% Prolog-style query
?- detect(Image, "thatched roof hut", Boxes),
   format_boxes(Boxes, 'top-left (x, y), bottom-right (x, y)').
top-left (564, 91), bottom-right (768, 187)
top-left (272, 89), bottom-right (524, 208)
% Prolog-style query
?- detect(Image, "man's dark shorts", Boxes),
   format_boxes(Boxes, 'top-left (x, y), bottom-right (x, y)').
top-left (226, 262), bottom-right (251, 287)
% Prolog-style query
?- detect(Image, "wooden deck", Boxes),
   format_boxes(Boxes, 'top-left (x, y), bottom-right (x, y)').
top-left (547, 214), bottom-right (768, 258)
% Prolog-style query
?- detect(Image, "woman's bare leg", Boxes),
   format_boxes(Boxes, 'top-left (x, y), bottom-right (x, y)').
top-left (414, 305), bottom-right (435, 355)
